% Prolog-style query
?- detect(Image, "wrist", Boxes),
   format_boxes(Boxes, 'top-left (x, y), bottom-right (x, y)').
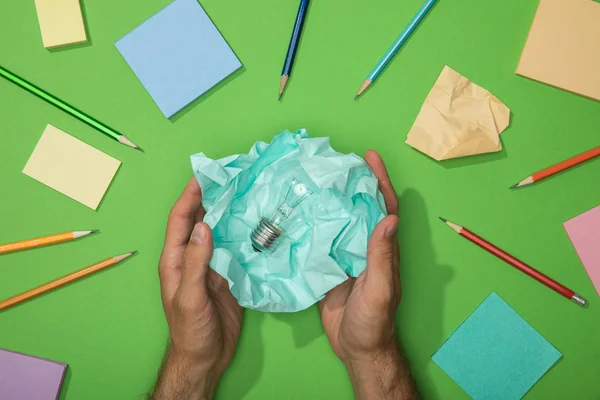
top-left (344, 345), bottom-right (416, 400)
top-left (151, 346), bottom-right (220, 400)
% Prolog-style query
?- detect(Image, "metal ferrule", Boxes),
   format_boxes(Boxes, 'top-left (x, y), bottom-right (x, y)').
top-left (571, 293), bottom-right (587, 307)
top-left (251, 218), bottom-right (284, 253)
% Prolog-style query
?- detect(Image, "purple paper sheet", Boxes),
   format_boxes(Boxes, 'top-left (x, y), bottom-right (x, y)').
top-left (0, 348), bottom-right (67, 400)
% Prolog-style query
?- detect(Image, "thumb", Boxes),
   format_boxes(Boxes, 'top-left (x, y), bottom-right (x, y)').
top-left (364, 215), bottom-right (398, 305)
top-left (180, 222), bottom-right (214, 286)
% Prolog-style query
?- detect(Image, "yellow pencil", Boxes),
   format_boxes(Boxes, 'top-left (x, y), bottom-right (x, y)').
top-left (0, 251), bottom-right (137, 312)
top-left (0, 230), bottom-right (99, 255)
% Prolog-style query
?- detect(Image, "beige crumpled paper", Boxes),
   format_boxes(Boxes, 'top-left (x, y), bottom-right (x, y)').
top-left (406, 65), bottom-right (510, 161)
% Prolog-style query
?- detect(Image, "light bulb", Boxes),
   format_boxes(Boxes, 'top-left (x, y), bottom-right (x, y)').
top-left (251, 178), bottom-right (313, 253)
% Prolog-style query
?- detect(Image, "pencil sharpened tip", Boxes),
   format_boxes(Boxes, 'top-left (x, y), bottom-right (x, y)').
top-left (439, 217), bottom-right (447, 223)
top-left (131, 250), bottom-right (139, 256)
top-left (90, 229), bottom-right (100, 234)
top-left (279, 76), bottom-right (289, 101)
top-left (509, 183), bottom-right (519, 189)
top-left (118, 135), bottom-right (142, 151)
top-left (355, 80), bottom-right (371, 100)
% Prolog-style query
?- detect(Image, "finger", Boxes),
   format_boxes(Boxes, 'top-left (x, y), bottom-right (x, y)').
top-left (391, 237), bottom-right (401, 305)
top-left (180, 222), bottom-right (213, 287)
top-left (208, 268), bottom-right (230, 292)
top-left (364, 215), bottom-right (399, 307)
top-left (159, 178), bottom-right (203, 300)
top-left (164, 178), bottom-right (203, 251)
top-left (365, 150), bottom-right (398, 216)
top-left (194, 205), bottom-right (206, 224)
top-left (318, 278), bottom-right (354, 337)
top-left (364, 151), bottom-right (401, 303)
top-left (208, 270), bottom-right (242, 311)
top-left (318, 278), bottom-right (354, 315)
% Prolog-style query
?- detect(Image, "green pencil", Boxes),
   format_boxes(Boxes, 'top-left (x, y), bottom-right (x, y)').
top-left (0, 65), bottom-right (142, 152)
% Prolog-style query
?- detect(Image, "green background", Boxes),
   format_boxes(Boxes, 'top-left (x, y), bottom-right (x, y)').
top-left (1, 0), bottom-right (599, 398)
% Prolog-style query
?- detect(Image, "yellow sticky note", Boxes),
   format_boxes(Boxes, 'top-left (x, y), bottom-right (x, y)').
top-left (34, 0), bottom-right (88, 48)
top-left (23, 125), bottom-right (121, 210)
top-left (516, 0), bottom-right (600, 102)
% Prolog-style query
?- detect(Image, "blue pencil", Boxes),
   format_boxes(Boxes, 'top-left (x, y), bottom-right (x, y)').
top-left (355, 0), bottom-right (437, 99)
top-left (279, 0), bottom-right (310, 101)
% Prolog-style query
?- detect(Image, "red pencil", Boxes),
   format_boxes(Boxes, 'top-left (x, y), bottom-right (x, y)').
top-left (440, 217), bottom-right (587, 307)
top-left (511, 145), bottom-right (600, 189)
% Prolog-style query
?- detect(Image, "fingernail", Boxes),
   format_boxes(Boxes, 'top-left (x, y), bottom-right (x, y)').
top-left (190, 223), bottom-right (206, 244)
top-left (385, 220), bottom-right (398, 238)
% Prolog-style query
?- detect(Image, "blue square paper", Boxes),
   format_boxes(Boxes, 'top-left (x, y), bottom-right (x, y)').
top-left (432, 292), bottom-right (561, 400)
top-left (115, 0), bottom-right (242, 118)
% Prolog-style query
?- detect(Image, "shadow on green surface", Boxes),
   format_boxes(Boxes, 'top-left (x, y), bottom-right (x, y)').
top-left (94, 163), bottom-right (123, 212)
top-left (439, 143), bottom-right (508, 169)
top-left (217, 310), bottom-right (265, 399)
top-left (169, 67), bottom-right (246, 123)
top-left (397, 188), bottom-right (453, 400)
top-left (58, 365), bottom-right (72, 400)
top-left (271, 306), bottom-right (322, 348)
top-left (404, 142), bottom-right (508, 171)
top-left (47, 1), bottom-right (93, 53)
top-left (48, 41), bottom-right (93, 53)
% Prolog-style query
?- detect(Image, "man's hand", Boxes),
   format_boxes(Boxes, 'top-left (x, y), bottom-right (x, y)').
top-left (319, 150), bottom-right (417, 400)
top-left (151, 178), bottom-right (243, 400)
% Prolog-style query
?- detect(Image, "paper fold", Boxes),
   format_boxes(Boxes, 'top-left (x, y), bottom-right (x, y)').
top-left (406, 66), bottom-right (511, 161)
top-left (191, 130), bottom-right (386, 312)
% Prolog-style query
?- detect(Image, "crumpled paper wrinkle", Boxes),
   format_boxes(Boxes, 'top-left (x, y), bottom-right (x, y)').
top-left (191, 130), bottom-right (386, 312)
top-left (406, 65), bottom-right (511, 161)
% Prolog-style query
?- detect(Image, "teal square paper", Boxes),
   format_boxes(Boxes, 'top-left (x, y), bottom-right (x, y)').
top-left (432, 292), bottom-right (562, 400)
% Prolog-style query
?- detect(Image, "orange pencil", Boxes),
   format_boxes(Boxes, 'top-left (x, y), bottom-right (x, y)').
top-left (0, 251), bottom-right (137, 312)
top-left (0, 230), bottom-right (98, 255)
top-left (511, 145), bottom-right (600, 189)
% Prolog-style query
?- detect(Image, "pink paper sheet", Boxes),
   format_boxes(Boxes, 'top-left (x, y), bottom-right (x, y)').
top-left (564, 205), bottom-right (600, 296)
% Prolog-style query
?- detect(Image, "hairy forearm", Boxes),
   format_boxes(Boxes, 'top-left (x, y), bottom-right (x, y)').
top-left (150, 347), bottom-right (217, 400)
top-left (345, 346), bottom-right (417, 400)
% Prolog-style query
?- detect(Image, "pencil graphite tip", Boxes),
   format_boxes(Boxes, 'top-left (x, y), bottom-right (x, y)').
top-left (355, 80), bottom-right (371, 100)
top-left (118, 135), bottom-right (142, 151)
top-left (90, 229), bottom-right (100, 234)
top-left (440, 219), bottom-right (463, 233)
top-left (509, 183), bottom-right (519, 189)
top-left (114, 251), bottom-right (139, 263)
top-left (279, 76), bottom-right (289, 101)
top-left (278, 93), bottom-right (283, 102)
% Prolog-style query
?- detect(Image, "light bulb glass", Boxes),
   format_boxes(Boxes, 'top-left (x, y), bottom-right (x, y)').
top-left (251, 178), bottom-right (313, 253)
top-left (269, 178), bottom-right (313, 226)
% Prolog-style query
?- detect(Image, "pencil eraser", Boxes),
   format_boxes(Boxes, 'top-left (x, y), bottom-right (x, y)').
top-left (34, 0), bottom-right (88, 48)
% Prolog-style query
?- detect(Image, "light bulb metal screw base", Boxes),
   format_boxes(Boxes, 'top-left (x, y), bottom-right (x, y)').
top-left (251, 217), bottom-right (284, 253)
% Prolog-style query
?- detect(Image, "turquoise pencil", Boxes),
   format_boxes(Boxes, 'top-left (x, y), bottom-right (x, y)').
top-left (355, 0), bottom-right (438, 99)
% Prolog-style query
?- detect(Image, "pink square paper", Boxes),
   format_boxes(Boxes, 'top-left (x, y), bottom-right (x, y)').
top-left (564, 205), bottom-right (600, 296)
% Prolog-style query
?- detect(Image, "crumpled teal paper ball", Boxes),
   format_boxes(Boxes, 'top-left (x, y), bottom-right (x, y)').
top-left (191, 130), bottom-right (386, 312)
